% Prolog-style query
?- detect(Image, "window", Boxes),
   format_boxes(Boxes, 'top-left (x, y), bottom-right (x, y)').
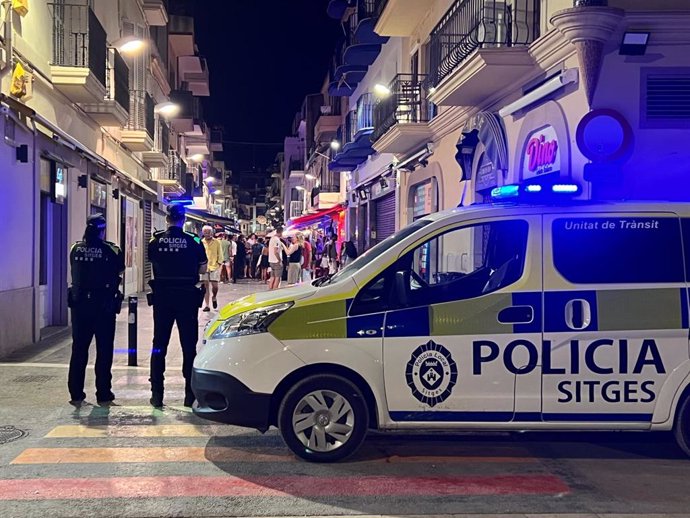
top-left (350, 219), bottom-right (529, 314)
top-left (552, 216), bottom-right (684, 284)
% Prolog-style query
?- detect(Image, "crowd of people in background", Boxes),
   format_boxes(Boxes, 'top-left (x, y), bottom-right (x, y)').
top-left (198, 227), bottom-right (360, 292)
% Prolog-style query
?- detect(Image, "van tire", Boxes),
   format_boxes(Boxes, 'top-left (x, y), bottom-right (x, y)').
top-left (278, 374), bottom-right (369, 462)
top-left (674, 394), bottom-right (690, 457)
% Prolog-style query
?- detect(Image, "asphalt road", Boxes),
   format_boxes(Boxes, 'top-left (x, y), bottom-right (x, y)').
top-left (1, 280), bottom-right (690, 518)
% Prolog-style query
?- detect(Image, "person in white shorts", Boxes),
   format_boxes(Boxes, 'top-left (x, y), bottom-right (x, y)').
top-left (200, 226), bottom-right (222, 311)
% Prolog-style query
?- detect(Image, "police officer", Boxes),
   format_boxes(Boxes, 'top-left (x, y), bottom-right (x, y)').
top-left (148, 204), bottom-right (208, 408)
top-left (68, 214), bottom-right (125, 406)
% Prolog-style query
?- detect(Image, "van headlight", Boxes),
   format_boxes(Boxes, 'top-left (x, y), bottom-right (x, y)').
top-left (209, 302), bottom-right (293, 340)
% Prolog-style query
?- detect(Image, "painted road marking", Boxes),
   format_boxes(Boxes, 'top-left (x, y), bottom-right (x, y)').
top-left (0, 474), bottom-right (569, 500)
top-left (12, 446), bottom-right (538, 465)
top-left (46, 425), bottom-right (212, 438)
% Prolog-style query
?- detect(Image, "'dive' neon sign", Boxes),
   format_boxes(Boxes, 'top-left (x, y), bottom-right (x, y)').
top-left (523, 126), bottom-right (560, 178)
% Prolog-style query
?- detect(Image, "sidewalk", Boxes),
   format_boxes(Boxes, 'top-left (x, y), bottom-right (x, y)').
top-left (0, 278), bottom-right (269, 369)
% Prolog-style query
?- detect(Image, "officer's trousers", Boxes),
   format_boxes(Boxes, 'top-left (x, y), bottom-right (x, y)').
top-left (150, 295), bottom-right (198, 396)
top-left (68, 304), bottom-right (116, 401)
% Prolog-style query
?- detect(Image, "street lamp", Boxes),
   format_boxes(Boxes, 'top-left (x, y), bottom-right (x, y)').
top-left (114, 36), bottom-right (146, 55)
top-left (330, 139), bottom-right (341, 151)
top-left (374, 83), bottom-right (391, 97)
top-left (154, 101), bottom-right (181, 118)
top-left (305, 173), bottom-right (316, 180)
top-left (190, 153), bottom-right (205, 162)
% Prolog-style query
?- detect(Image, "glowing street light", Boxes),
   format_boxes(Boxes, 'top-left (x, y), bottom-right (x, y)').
top-left (189, 153), bottom-right (205, 162)
top-left (374, 83), bottom-right (391, 97)
top-left (154, 101), bottom-right (181, 118)
top-left (330, 139), bottom-right (341, 151)
top-left (114, 36), bottom-right (146, 55)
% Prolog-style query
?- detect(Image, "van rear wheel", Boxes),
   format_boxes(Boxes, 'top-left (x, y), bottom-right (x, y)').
top-left (278, 374), bottom-right (369, 462)
top-left (674, 394), bottom-right (690, 457)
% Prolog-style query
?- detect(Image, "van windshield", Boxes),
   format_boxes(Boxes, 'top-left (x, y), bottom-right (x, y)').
top-left (315, 218), bottom-right (433, 287)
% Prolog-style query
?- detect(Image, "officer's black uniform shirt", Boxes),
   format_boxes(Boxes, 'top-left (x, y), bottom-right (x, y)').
top-left (148, 226), bottom-right (207, 287)
top-left (70, 239), bottom-right (125, 294)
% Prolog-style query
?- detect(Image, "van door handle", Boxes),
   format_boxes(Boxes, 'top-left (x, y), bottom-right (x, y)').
top-left (498, 305), bottom-right (534, 325)
top-left (565, 299), bottom-right (591, 330)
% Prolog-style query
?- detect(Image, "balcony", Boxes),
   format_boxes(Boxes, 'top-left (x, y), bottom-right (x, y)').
top-left (169, 15), bottom-right (195, 56)
top-left (342, 4), bottom-right (388, 68)
top-left (371, 74), bottom-right (435, 154)
top-left (314, 101), bottom-right (342, 143)
top-left (80, 48), bottom-right (129, 127)
top-left (328, 41), bottom-right (367, 97)
top-left (179, 55), bottom-right (210, 97)
top-left (155, 150), bottom-right (186, 197)
top-left (374, 0), bottom-right (433, 37)
top-left (49, 3), bottom-right (107, 104)
top-left (211, 129), bottom-right (223, 152)
top-left (142, 117), bottom-right (170, 168)
top-left (330, 94), bottom-right (376, 171)
top-left (327, 0), bottom-right (354, 19)
top-left (143, 0), bottom-right (168, 26)
top-left (169, 89), bottom-right (194, 132)
top-left (428, 0), bottom-right (540, 106)
top-left (121, 90), bottom-right (155, 152)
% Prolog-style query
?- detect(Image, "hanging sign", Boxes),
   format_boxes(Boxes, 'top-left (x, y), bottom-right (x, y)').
top-left (12, 0), bottom-right (29, 17)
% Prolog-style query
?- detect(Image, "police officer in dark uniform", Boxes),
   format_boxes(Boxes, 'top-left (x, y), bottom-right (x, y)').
top-left (68, 214), bottom-right (125, 406)
top-left (148, 204), bottom-right (208, 408)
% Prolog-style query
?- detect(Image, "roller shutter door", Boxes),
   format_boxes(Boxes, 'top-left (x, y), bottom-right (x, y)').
top-left (375, 192), bottom-right (396, 245)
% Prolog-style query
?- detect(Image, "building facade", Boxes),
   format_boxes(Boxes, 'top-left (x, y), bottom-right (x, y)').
top-left (293, 0), bottom-right (690, 257)
top-left (0, 0), bottom-right (216, 357)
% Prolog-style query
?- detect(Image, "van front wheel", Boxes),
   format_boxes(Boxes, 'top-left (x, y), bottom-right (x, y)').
top-left (674, 394), bottom-right (690, 457)
top-left (278, 374), bottom-right (369, 462)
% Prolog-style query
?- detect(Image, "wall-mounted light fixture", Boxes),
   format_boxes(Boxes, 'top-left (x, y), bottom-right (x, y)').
top-left (620, 31), bottom-right (650, 56)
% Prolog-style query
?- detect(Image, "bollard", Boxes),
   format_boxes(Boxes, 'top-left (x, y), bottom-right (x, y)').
top-left (128, 296), bottom-right (138, 367)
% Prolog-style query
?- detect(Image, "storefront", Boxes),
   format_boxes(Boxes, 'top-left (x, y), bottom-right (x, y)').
top-left (410, 177), bottom-right (438, 222)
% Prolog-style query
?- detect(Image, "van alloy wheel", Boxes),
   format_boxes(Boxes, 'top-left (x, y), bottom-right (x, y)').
top-left (292, 389), bottom-right (355, 452)
top-left (278, 374), bottom-right (369, 462)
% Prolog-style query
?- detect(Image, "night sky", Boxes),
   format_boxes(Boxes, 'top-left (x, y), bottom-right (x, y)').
top-left (192, 0), bottom-right (342, 174)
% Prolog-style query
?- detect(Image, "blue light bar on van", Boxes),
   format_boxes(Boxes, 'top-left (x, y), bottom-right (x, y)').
top-left (552, 183), bottom-right (581, 194)
top-left (490, 185), bottom-right (520, 200)
top-left (169, 198), bottom-right (194, 206)
top-left (490, 182), bottom-right (582, 202)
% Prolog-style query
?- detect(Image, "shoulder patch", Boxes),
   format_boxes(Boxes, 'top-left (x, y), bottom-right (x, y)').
top-left (105, 241), bottom-right (121, 254)
top-left (193, 236), bottom-right (202, 244)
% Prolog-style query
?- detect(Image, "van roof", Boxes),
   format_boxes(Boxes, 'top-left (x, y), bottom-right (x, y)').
top-left (423, 201), bottom-right (690, 223)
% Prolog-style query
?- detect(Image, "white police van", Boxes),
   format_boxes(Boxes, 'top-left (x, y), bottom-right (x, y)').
top-left (192, 184), bottom-right (690, 462)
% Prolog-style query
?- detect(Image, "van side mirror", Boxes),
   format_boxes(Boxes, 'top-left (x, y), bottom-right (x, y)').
top-left (394, 271), bottom-right (409, 307)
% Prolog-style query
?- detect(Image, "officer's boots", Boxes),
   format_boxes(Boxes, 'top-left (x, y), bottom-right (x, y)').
top-left (184, 386), bottom-right (195, 408)
top-left (150, 389), bottom-right (164, 408)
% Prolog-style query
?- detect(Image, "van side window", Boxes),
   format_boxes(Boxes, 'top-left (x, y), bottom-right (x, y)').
top-left (350, 220), bottom-right (529, 315)
top-left (552, 217), bottom-right (684, 284)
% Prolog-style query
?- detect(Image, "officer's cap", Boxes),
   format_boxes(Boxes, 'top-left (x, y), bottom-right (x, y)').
top-left (86, 214), bottom-right (107, 230)
top-left (167, 204), bottom-right (186, 220)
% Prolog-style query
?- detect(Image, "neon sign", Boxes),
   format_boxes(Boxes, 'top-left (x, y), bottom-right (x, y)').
top-left (523, 126), bottom-right (560, 179)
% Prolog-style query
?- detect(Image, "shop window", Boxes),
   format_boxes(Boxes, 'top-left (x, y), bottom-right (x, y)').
top-left (552, 217), bottom-right (684, 284)
top-left (350, 220), bottom-right (528, 314)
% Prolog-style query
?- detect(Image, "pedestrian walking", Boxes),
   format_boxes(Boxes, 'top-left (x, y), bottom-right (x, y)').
top-left (67, 214), bottom-right (125, 406)
top-left (245, 233), bottom-right (256, 278)
top-left (286, 233), bottom-right (304, 285)
top-left (340, 236), bottom-right (358, 268)
top-left (302, 235), bottom-right (312, 283)
top-left (268, 227), bottom-right (287, 290)
top-left (233, 235), bottom-right (247, 283)
top-left (325, 233), bottom-right (338, 275)
top-left (200, 225), bottom-right (222, 311)
top-left (219, 233), bottom-right (231, 284)
top-left (148, 204), bottom-right (208, 408)
top-left (251, 237), bottom-right (264, 279)
top-left (259, 237), bottom-right (270, 283)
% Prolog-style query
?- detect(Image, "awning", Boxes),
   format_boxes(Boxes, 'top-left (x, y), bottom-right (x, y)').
top-left (186, 208), bottom-right (240, 232)
top-left (287, 203), bottom-right (345, 229)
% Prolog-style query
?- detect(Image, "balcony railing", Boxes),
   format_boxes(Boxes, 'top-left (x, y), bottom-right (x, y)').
top-left (50, 3), bottom-right (107, 86)
top-left (106, 48), bottom-right (130, 111)
top-left (290, 200), bottom-right (303, 219)
top-left (428, 0), bottom-right (540, 87)
top-left (127, 90), bottom-right (155, 137)
top-left (167, 150), bottom-right (186, 183)
top-left (356, 93), bottom-right (376, 135)
top-left (154, 117), bottom-right (170, 153)
top-left (372, 74), bottom-right (434, 142)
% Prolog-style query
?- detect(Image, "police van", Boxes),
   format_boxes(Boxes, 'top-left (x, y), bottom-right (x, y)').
top-left (192, 184), bottom-right (690, 462)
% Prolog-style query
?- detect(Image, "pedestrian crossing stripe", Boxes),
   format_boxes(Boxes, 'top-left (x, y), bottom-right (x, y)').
top-left (45, 424), bottom-right (212, 438)
top-left (0, 474), bottom-right (569, 500)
